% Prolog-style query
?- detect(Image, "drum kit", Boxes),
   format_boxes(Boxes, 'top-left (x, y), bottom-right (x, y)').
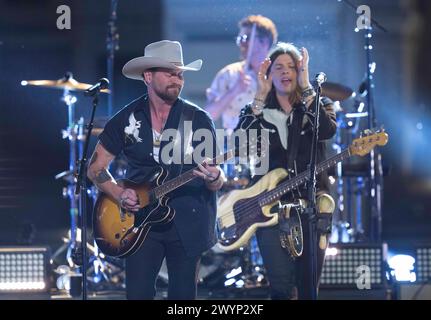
top-left (21, 73), bottom-right (127, 294)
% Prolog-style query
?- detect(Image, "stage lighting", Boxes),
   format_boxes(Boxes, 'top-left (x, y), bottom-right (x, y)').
top-left (320, 243), bottom-right (387, 288)
top-left (0, 247), bottom-right (50, 292)
top-left (388, 254), bottom-right (416, 282)
top-left (416, 247), bottom-right (431, 283)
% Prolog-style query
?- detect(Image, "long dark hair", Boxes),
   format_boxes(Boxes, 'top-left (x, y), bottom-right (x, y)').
top-left (265, 42), bottom-right (303, 107)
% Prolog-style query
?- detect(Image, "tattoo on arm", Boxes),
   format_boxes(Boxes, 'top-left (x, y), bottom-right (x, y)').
top-left (89, 152), bottom-right (98, 166)
top-left (95, 169), bottom-right (112, 184)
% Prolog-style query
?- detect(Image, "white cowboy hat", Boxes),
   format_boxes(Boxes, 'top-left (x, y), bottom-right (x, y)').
top-left (122, 40), bottom-right (202, 80)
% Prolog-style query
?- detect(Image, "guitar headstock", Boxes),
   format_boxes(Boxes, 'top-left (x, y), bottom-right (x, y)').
top-left (349, 129), bottom-right (388, 156)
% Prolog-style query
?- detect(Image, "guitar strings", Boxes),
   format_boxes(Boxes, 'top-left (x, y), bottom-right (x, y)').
top-left (154, 144), bottom-right (252, 197)
top-left (218, 149), bottom-right (350, 222)
top-left (218, 134), bottom-right (377, 222)
top-left (218, 135), bottom-right (380, 236)
top-left (217, 149), bottom-right (351, 225)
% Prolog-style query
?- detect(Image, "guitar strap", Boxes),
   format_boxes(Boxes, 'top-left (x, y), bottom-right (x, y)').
top-left (286, 104), bottom-right (306, 171)
top-left (166, 105), bottom-right (195, 179)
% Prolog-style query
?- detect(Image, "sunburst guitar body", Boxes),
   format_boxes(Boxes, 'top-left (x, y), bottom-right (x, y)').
top-left (93, 167), bottom-right (173, 258)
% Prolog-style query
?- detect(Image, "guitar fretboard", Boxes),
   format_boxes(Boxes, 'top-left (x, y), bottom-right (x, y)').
top-left (153, 150), bottom-right (234, 198)
top-left (258, 148), bottom-right (351, 206)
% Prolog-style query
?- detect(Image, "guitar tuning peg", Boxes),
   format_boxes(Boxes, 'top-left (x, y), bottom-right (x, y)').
top-left (363, 129), bottom-right (372, 136)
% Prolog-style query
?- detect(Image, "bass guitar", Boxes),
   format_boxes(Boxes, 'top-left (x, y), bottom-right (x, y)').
top-left (216, 130), bottom-right (388, 251)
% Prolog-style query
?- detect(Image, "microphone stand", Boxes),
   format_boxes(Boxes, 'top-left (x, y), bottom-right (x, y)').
top-left (363, 24), bottom-right (384, 242)
top-left (338, 0), bottom-right (387, 242)
top-left (338, 0), bottom-right (387, 33)
top-left (74, 91), bottom-right (101, 300)
top-left (303, 79), bottom-right (324, 300)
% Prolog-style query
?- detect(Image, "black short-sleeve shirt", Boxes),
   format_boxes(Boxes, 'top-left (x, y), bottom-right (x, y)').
top-left (99, 94), bottom-right (218, 257)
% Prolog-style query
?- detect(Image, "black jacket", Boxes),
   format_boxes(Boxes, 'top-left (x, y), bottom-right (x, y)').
top-left (234, 96), bottom-right (337, 201)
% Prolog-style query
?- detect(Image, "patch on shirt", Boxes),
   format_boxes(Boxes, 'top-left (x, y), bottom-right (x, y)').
top-left (124, 112), bottom-right (143, 143)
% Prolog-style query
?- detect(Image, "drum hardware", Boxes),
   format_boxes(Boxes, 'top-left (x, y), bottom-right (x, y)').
top-left (238, 235), bottom-right (268, 289)
top-left (330, 80), bottom-right (385, 244)
top-left (22, 72), bottom-right (87, 269)
top-left (201, 237), bottom-right (268, 295)
top-left (311, 81), bottom-right (353, 102)
top-left (331, 92), bottom-right (367, 244)
top-left (21, 74), bottom-right (110, 93)
top-left (337, 0), bottom-right (387, 243)
top-left (22, 72), bottom-right (116, 295)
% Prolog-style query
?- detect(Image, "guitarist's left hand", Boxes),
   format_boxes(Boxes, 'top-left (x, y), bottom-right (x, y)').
top-left (193, 158), bottom-right (224, 191)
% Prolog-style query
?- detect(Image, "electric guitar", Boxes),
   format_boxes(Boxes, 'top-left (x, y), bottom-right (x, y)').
top-left (216, 130), bottom-right (389, 251)
top-left (93, 150), bottom-right (238, 258)
top-left (93, 150), bottom-right (235, 258)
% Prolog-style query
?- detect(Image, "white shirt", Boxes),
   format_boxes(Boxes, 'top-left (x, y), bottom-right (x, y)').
top-left (206, 61), bottom-right (257, 131)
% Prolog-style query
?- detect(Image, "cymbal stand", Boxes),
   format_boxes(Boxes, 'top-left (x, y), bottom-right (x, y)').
top-left (59, 87), bottom-right (80, 269)
top-left (330, 107), bottom-right (352, 243)
top-left (52, 77), bottom-right (89, 297)
top-left (339, 0), bottom-right (387, 242)
top-left (245, 235), bottom-right (266, 287)
top-left (331, 99), bottom-right (370, 243)
top-left (228, 235), bottom-right (267, 292)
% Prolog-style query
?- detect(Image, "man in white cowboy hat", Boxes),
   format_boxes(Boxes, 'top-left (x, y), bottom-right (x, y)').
top-left (87, 40), bottom-right (224, 300)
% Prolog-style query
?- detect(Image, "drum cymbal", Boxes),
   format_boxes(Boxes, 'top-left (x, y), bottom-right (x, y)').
top-left (321, 82), bottom-right (353, 101)
top-left (21, 73), bottom-right (110, 94)
top-left (55, 170), bottom-right (75, 183)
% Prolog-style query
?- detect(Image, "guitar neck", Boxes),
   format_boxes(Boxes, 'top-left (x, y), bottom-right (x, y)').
top-left (153, 149), bottom-right (234, 198)
top-left (259, 148), bottom-right (351, 206)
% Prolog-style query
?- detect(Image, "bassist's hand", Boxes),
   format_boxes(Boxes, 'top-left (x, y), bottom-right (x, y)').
top-left (193, 158), bottom-right (224, 191)
top-left (119, 188), bottom-right (140, 212)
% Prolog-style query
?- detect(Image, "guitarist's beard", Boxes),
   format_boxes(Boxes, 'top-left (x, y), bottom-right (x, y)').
top-left (156, 85), bottom-right (183, 103)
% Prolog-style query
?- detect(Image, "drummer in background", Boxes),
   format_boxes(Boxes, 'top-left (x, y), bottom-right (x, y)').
top-left (206, 15), bottom-right (278, 135)
top-left (206, 15), bottom-right (278, 183)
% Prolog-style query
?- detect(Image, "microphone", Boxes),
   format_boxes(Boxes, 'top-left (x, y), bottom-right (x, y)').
top-left (84, 78), bottom-right (109, 96)
top-left (315, 72), bottom-right (327, 86)
top-left (358, 79), bottom-right (368, 96)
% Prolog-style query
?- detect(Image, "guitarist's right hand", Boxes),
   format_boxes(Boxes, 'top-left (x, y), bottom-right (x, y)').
top-left (119, 188), bottom-right (140, 212)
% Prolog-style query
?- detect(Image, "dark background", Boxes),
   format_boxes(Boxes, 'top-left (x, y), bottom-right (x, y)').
top-left (0, 0), bottom-right (430, 257)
